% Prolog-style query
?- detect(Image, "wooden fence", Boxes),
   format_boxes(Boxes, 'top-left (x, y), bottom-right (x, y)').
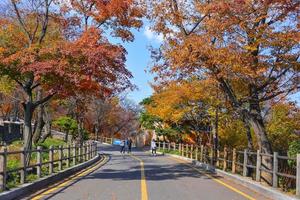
top-left (156, 141), bottom-right (300, 197)
top-left (0, 142), bottom-right (98, 191)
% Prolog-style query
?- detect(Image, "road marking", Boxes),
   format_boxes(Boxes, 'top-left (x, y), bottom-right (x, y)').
top-left (168, 157), bottom-right (256, 200)
top-left (130, 155), bottom-right (149, 200)
top-left (31, 155), bottom-right (109, 200)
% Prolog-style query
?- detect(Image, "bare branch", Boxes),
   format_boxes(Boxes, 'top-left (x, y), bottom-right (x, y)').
top-left (11, 0), bottom-right (33, 44)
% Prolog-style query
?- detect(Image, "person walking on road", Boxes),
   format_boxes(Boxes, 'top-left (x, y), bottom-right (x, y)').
top-left (128, 138), bottom-right (132, 154)
top-left (120, 140), bottom-right (125, 154)
top-left (151, 139), bottom-right (157, 156)
top-left (125, 138), bottom-right (129, 153)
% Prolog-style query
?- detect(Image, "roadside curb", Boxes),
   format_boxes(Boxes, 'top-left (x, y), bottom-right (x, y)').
top-left (216, 169), bottom-right (298, 200)
top-left (0, 154), bottom-right (102, 200)
top-left (160, 151), bottom-right (298, 200)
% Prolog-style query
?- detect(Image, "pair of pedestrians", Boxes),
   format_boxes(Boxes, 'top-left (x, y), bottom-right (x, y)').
top-left (120, 138), bottom-right (132, 154)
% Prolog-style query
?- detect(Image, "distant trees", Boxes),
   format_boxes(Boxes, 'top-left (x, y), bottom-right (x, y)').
top-left (0, 0), bottom-right (143, 165)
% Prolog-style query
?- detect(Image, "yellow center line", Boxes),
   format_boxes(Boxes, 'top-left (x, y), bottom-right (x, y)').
top-left (130, 155), bottom-right (149, 200)
top-left (168, 157), bottom-right (256, 200)
top-left (32, 155), bottom-right (109, 200)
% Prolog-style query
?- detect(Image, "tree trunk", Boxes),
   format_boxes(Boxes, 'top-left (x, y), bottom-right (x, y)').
top-left (12, 91), bottom-right (20, 121)
top-left (32, 90), bottom-right (45, 144)
top-left (95, 125), bottom-right (99, 141)
top-left (64, 130), bottom-right (69, 142)
top-left (245, 90), bottom-right (273, 184)
top-left (23, 102), bottom-right (34, 167)
top-left (212, 106), bottom-right (219, 165)
top-left (77, 119), bottom-right (84, 145)
top-left (219, 79), bottom-right (273, 184)
top-left (32, 109), bottom-right (45, 144)
top-left (242, 116), bottom-right (255, 176)
top-left (242, 117), bottom-right (254, 150)
top-left (40, 106), bottom-right (52, 143)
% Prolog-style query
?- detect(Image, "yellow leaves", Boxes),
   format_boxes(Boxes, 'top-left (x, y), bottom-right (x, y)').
top-left (146, 79), bottom-right (220, 124)
top-left (244, 45), bottom-right (258, 52)
top-left (0, 76), bottom-right (15, 95)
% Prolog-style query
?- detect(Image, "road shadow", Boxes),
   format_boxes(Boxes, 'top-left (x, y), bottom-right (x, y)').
top-left (25, 154), bottom-right (112, 200)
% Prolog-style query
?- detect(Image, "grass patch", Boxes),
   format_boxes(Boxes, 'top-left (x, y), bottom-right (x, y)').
top-left (159, 149), bottom-right (181, 155)
top-left (36, 138), bottom-right (67, 149)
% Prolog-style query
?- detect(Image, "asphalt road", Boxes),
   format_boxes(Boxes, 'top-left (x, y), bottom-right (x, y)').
top-left (26, 144), bottom-right (271, 200)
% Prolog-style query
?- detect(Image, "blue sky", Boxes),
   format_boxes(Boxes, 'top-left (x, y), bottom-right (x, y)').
top-left (112, 25), bottom-right (163, 104)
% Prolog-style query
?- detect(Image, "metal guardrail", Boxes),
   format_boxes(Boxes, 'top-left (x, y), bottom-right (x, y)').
top-left (0, 142), bottom-right (98, 191)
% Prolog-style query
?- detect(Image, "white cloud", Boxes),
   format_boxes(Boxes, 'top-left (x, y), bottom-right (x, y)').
top-left (143, 26), bottom-right (164, 43)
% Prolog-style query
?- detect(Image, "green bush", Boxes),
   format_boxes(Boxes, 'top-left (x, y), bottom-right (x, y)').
top-left (288, 140), bottom-right (300, 166)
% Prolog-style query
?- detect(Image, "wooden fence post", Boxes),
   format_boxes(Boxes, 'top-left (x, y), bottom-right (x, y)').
top-left (94, 143), bottom-right (98, 156)
top-left (223, 147), bottom-right (227, 171)
top-left (90, 143), bottom-right (93, 159)
top-left (173, 143), bottom-right (176, 151)
top-left (232, 149), bottom-right (236, 173)
top-left (86, 143), bottom-right (91, 160)
top-left (158, 142), bottom-right (161, 150)
top-left (296, 154), bottom-right (300, 197)
top-left (78, 145), bottom-right (82, 163)
top-left (203, 147), bottom-right (207, 163)
top-left (49, 146), bottom-right (54, 175)
top-left (243, 149), bottom-right (248, 177)
top-left (273, 152), bottom-right (278, 188)
top-left (200, 145), bottom-right (204, 162)
top-left (87, 143), bottom-right (90, 160)
top-left (91, 143), bottom-right (95, 157)
top-left (58, 146), bottom-right (63, 171)
top-left (91, 143), bottom-right (94, 158)
top-left (186, 144), bottom-right (189, 158)
top-left (73, 143), bottom-right (76, 166)
top-left (20, 147), bottom-right (26, 184)
top-left (256, 150), bottom-right (261, 181)
top-left (181, 144), bottom-right (184, 157)
top-left (37, 146), bottom-right (42, 178)
top-left (90, 143), bottom-right (93, 158)
top-left (0, 147), bottom-right (7, 191)
top-left (210, 146), bottom-right (214, 165)
top-left (83, 144), bottom-right (86, 162)
top-left (163, 142), bottom-right (165, 151)
top-left (67, 145), bottom-right (70, 168)
top-left (195, 147), bottom-right (199, 161)
top-left (216, 150), bottom-right (220, 167)
top-left (82, 144), bottom-right (85, 161)
top-left (168, 143), bottom-right (170, 151)
top-left (190, 145), bottom-right (193, 159)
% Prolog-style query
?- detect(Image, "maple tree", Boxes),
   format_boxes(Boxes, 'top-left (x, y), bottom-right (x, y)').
top-left (0, 0), bottom-right (143, 165)
top-left (146, 0), bottom-right (299, 183)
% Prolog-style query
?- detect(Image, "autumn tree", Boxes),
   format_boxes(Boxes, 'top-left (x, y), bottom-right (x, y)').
top-left (146, 0), bottom-right (299, 182)
top-left (0, 0), bottom-right (143, 165)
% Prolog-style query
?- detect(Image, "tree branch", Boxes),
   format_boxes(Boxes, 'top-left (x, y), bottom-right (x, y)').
top-left (38, 0), bottom-right (51, 44)
top-left (33, 92), bottom-right (56, 108)
top-left (11, 0), bottom-right (33, 45)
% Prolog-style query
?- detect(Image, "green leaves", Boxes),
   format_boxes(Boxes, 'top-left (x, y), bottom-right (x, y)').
top-left (53, 116), bottom-right (77, 133)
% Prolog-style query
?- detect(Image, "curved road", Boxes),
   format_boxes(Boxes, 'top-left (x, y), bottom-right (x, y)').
top-left (24, 144), bottom-right (270, 200)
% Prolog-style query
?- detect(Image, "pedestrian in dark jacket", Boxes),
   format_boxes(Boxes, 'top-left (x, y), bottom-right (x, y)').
top-left (128, 138), bottom-right (132, 154)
